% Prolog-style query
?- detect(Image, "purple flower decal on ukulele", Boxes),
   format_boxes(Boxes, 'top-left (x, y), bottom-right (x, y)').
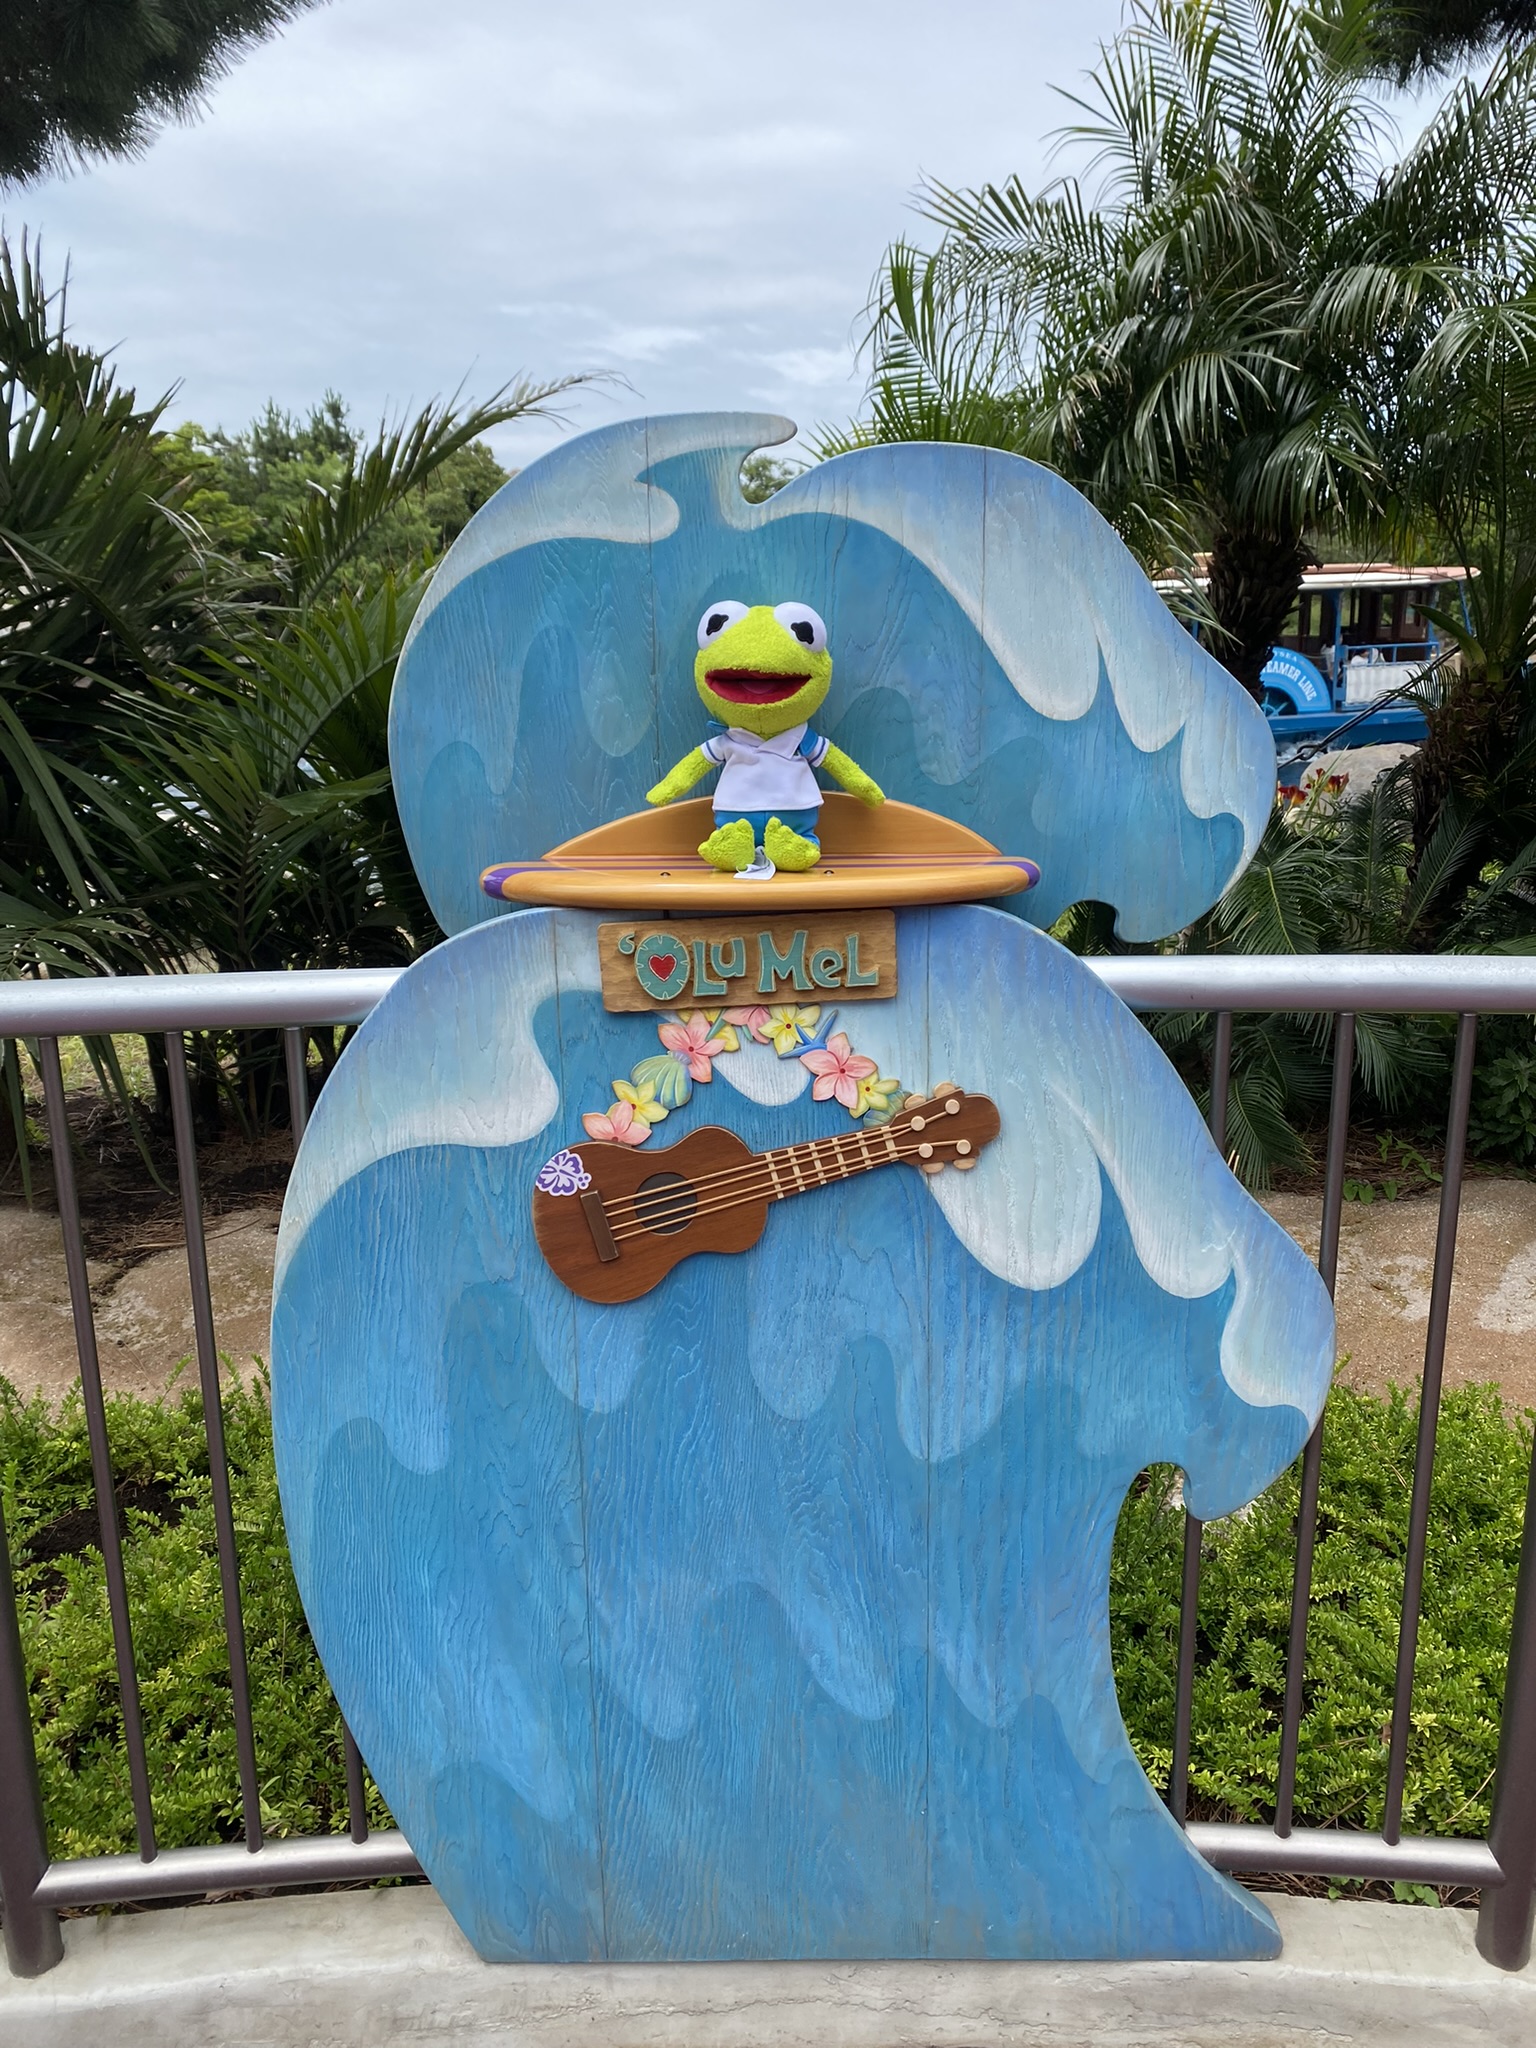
top-left (535, 1148), bottom-right (592, 1197)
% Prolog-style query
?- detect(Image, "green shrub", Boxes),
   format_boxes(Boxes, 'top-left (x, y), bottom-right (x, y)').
top-left (0, 1371), bottom-right (390, 1859)
top-left (1469, 1044), bottom-right (1536, 1170)
top-left (1112, 1384), bottom-right (1530, 1836)
top-left (0, 1375), bottom-right (1527, 1859)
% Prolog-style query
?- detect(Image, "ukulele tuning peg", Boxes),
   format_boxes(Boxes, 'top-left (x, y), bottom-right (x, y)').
top-left (932, 1080), bottom-right (957, 1098)
top-left (953, 1157), bottom-right (977, 1171)
top-left (920, 1160), bottom-right (946, 1176)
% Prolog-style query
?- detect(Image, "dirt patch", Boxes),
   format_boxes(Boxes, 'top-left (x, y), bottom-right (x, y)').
top-left (1263, 1179), bottom-right (1536, 1410)
top-left (6, 1135), bottom-right (1536, 1413)
top-left (0, 1202), bottom-right (278, 1403)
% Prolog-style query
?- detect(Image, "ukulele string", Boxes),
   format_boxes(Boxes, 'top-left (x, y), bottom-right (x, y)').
top-left (598, 1125), bottom-right (918, 1234)
top-left (599, 1104), bottom-right (965, 1234)
top-left (602, 1136), bottom-right (946, 1244)
top-left (602, 1130), bottom-right (913, 1220)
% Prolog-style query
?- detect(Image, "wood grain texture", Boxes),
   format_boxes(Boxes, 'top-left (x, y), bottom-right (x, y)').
top-left (596, 909), bottom-right (897, 1012)
top-left (389, 416), bottom-right (1276, 942)
top-left (483, 800), bottom-right (1038, 914)
top-left (532, 1095), bottom-right (999, 1302)
top-left (272, 902), bottom-right (1336, 1967)
top-left (484, 857), bottom-right (1037, 914)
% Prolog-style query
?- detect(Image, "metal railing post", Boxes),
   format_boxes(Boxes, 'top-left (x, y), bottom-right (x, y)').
top-left (0, 1498), bottom-right (62, 1974)
top-left (165, 1033), bottom-right (265, 1851)
top-left (37, 1037), bottom-right (158, 1861)
top-left (1169, 1011), bottom-right (1232, 1823)
top-left (1275, 1012), bottom-right (1354, 1836)
top-left (1383, 1013), bottom-right (1477, 1843)
top-left (1478, 1427), bottom-right (1536, 1970)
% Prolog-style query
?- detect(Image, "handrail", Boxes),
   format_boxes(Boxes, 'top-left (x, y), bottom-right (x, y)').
top-left (0, 967), bottom-right (404, 1037)
top-left (2, 950), bottom-right (1535, 1039)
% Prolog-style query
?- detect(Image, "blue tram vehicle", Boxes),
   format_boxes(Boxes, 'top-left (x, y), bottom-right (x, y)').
top-left (1165, 562), bottom-right (1471, 763)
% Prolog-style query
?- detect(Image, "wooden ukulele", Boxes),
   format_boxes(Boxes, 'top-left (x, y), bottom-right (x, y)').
top-left (532, 1085), bottom-right (1001, 1304)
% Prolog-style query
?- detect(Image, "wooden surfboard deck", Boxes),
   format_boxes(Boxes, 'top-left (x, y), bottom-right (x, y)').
top-left (480, 795), bottom-right (1041, 912)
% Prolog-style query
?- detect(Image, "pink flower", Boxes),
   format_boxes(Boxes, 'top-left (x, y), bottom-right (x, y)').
top-left (800, 1031), bottom-right (877, 1113)
top-left (724, 1005), bottom-right (772, 1042)
top-left (658, 1011), bottom-right (732, 1082)
top-left (582, 1100), bottom-right (651, 1145)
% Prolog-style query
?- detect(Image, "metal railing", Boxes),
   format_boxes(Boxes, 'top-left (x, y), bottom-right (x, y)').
top-left (0, 954), bottom-right (1532, 1977)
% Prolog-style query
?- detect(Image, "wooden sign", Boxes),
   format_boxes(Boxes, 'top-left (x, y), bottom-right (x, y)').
top-left (597, 912), bottom-right (896, 1013)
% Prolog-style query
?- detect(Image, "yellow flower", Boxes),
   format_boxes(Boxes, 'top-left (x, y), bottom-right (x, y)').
top-left (856, 1074), bottom-right (903, 1120)
top-left (763, 1004), bottom-right (821, 1056)
top-left (612, 1076), bottom-right (668, 1125)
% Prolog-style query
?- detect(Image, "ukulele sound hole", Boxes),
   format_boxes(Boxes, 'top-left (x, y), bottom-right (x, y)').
top-left (633, 1172), bottom-right (696, 1235)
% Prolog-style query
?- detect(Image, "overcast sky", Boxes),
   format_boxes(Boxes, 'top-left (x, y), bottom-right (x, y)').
top-left (11, 0), bottom-right (1433, 468)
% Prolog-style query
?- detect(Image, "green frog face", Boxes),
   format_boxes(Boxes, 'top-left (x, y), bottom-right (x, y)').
top-left (693, 601), bottom-right (831, 737)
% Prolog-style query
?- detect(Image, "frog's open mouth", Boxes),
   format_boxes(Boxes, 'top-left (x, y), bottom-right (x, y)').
top-left (705, 670), bottom-right (809, 704)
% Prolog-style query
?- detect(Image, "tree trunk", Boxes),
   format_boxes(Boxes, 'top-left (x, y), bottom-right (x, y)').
top-left (1408, 659), bottom-right (1523, 869)
top-left (1205, 527), bottom-right (1314, 701)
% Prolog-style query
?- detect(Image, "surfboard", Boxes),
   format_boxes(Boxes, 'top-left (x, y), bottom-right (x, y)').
top-left (479, 793), bottom-right (1041, 912)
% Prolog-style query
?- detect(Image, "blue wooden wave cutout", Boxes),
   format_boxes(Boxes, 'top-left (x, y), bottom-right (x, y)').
top-left (271, 905), bottom-right (1334, 1963)
top-left (389, 414), bottom-right (1278, 943)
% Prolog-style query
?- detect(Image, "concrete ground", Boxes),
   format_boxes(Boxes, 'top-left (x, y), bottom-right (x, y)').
top-left (0, 1888), bottom-right (1529, 2048)
top-left (1263, 1179), bottom-right (1536, 1410)
top-left (2, 1176), bottom-right (1536, 1409)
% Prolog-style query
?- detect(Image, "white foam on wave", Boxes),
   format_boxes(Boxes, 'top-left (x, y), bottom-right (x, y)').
top-left (400, 413), bottom-right (795, 657)
top-left (278, 909), bottom-right (1333, 1438)
top-left (400, 416), bottom-right (1273, 901)
top-left (273, 908), bottom-right (601, 1291)
top-left (845, 912), bottom-right (1334, 1421)
top-left (738, 445), bottom-right (1275, 879)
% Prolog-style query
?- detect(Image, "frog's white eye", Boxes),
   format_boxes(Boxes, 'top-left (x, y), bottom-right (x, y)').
top-left (697, 600), bottom-right (749, 648)
top-left (773, 602), bottom-right (827, 654)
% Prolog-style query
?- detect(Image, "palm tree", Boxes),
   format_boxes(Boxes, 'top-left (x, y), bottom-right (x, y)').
top-left (842, 0), bottom-right (1536, 699)
top-left (1143, 766), bottom-right (1536, 1184)
top-left (2, 1), bottom-right (324, 185)
top-left (0, 234), bottom-right (588, 1151)
top-left (0, 235), bottom-right (583, 976)
top-left (1384, 230), bottom-right (1536, 895)
top-left (1368, 0), bottom-right (1536, 80)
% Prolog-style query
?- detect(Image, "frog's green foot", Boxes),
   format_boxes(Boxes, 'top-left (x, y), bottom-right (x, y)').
top-left (764, 816), bottom-right (822, 872)
top-left (699, 818), bottom-right (757, 872)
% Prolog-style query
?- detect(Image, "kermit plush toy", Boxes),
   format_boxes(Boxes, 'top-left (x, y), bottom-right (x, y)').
top-left (645, 599), bottom-right (884, 871)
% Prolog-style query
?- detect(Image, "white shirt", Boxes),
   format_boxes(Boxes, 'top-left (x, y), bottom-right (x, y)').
top-left (700, 723), bottom-right (830, 814)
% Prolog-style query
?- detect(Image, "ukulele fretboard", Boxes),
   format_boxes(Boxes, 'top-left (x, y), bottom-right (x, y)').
top-left (759, 1125), bottom-right (902, 1199)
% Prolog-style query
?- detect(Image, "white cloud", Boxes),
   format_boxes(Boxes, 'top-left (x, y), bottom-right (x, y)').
top-left (751, 345), bottom-right (857, 389)
top-left (12, 0), bottom-right (1420, 469)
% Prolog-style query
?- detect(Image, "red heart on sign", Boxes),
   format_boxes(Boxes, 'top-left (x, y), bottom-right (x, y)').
top-left (648, 953), bottom-right (677, 979)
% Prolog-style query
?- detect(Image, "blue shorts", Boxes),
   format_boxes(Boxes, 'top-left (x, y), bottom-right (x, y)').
top-left (714, 808), bottom-right (820, 842)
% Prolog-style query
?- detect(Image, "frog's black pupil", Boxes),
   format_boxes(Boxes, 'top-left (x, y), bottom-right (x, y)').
top-left (791, 621), bottom-right (814, 645)
top-left (707, 613), bottom-right (728, 635)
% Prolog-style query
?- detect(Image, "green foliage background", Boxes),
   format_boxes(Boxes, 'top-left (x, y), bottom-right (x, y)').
top-left (4, 1370), bottom-right (1525, 1859)
top-left (158, 397), bottom-right (509, 594)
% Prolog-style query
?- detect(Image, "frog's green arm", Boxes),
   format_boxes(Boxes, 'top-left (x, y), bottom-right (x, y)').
top-left (646, 747), bottom-right (714, 806)
top-left (821, 742), bottom-right (884, 807)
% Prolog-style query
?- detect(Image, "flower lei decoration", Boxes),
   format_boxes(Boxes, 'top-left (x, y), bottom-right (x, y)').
top-left (581, 1005), bottom-right (905, 1147)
